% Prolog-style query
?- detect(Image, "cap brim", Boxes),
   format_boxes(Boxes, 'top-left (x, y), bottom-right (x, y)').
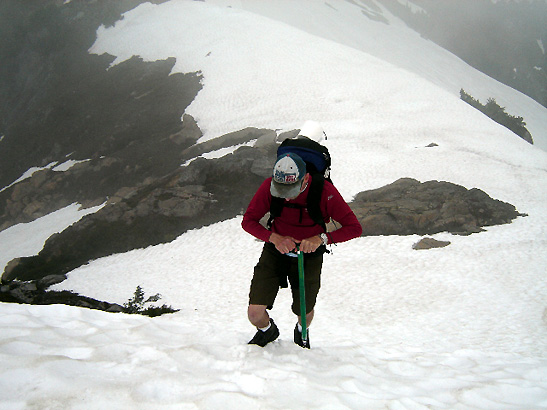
top-left (270, 180), bottom-right (302, 199)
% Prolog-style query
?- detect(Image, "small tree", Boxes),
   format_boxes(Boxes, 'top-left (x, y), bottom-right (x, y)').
top-left (123, 285), bottom-right (179, 317)
top-left (460, 89), bottom-right (533, 144)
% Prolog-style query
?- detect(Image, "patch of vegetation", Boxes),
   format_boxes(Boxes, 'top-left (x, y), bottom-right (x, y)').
top-left (123, 285), bottom-right (179, 317)
top-left (460, 89), bottom-right (533, 144)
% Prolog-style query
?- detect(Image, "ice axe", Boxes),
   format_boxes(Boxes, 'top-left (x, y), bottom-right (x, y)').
top-left (296, 244), bottom-right (309, 348)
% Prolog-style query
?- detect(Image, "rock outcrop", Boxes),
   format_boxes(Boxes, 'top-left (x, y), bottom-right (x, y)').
top-left (0, 0), bottom-right (199, 231)
top-left (0, 275), bottom-right (124, 312)
top-left (2, 127), bottom-right (278, 282)
top-left (351, 178), bottom-right (524, 236)
top-left (412, 237), bottom-right (451, 250)
top-left (3, 169), bottom-right (526, 282)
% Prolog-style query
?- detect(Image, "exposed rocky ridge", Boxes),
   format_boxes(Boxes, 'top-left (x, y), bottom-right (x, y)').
top-left (2, 130), bottom-right (525, 283)
top-left (0, 0), bottom-right (198, 230)
top-left (0, 274), bottom-right (177, 316)
top-left (1, 112), bottom-right (210, 232)
top-left (0, 275), bottom-right (124, 313)
top-left (0, 162), bottom-right (525, 313)
top-left (2, 127), bottom-right (279, 282)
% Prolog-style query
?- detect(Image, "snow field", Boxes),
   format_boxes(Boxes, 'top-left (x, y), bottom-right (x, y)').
top-left (30, 216), bottom-right (543, 409)
top-left (1, 0), bottom-right (546, 408)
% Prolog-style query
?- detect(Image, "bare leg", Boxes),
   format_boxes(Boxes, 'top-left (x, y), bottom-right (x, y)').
top-left (248, 304), bottom-right (270, 328)
top-left (297, 309), bottom-right (314, 327)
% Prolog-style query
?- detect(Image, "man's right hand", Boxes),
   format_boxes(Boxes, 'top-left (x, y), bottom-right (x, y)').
top-left (269, 232), bottom-right (298, 254)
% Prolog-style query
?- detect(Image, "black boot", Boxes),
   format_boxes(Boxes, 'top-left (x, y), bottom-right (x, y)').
top-left (248, 319), bottom-right (280, 347)
top-left (294, 324), bottom-right (310, 349)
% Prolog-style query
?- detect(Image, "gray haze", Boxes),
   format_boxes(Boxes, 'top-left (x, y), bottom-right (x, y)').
top-left (379, 0), bottom-right (547, 107)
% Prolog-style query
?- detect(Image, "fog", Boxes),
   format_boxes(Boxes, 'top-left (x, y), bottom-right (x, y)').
top-left (379, 0), bottom-right (547, 107)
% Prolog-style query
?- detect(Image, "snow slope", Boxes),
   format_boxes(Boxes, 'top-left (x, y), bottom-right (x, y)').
top-left (211, 0), bottom-right (547, 151)
top-left (1, 1), bottom-right (546, 409)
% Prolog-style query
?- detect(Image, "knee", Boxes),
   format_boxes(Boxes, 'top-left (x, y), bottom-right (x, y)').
top-left (247, 304), bottom-right (267, 326)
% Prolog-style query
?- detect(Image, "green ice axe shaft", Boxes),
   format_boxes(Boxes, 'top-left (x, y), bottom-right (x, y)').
top-left (297, 244), bottom-right (307, 344)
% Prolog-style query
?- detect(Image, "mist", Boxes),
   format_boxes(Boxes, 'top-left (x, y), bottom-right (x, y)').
top-left (379, 0), bottom-right (547, 107)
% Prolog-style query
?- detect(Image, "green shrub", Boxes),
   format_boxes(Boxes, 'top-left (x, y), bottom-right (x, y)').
top-left (460, 89), bottom-right (533, 144)
top-left (123, 285), bottom-right (179, 317)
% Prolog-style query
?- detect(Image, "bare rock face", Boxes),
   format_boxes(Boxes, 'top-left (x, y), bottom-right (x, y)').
top-left (2, 127), bottom-right (278, 282)
top-left (350, 178), bottom-right (524, 237)
top-left (3, 168), bottom-right (526, 282)
top-left (0, 0), bottom-right (202, 231)
top-left (412, 237), bottom-right (451, 250)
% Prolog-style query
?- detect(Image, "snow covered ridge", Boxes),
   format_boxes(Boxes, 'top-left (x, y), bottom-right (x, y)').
top-left (0, 0), bottom-right (545, 301)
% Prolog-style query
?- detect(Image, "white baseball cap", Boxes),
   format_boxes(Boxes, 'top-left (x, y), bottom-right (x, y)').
top-left (270, 153), bottom-right (307, 198)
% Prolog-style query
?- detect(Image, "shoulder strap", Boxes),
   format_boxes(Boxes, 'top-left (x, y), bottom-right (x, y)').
top-left (307, 173), bottom-right (327, 233)
top-left (267, 196), bottom-right (284, 230)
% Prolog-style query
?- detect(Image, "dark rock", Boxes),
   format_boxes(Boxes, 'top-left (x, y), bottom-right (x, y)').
top-left (0, 0), bottom-right (202, 231)
top-left (0, 279), bottom-right (127, 314)
top-left (3, 258), bottom-right (22, 282)
top-left (412, 237), bottom-right (451, 250)
top-left (8, 286), bottom-right (36, 303)
top-left (106, 304), bottom-right (125, 313)
top-left (1, 130), bottom-right (275, 282)
top-left (19, 282), bottom-right (37, 292)
top-left (350, 178), bottom-right (524, 236)
top-left (0, 278), bottom-right (178, 316)
top-left (37, 274), bottom-right (68, 289)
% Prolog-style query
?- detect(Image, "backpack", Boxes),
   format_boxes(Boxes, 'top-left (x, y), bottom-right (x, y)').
top-left (267, 136), bottom-right (332, 233)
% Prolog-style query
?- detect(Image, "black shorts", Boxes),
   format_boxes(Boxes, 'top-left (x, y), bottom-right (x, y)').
top-left (249, 243), bottom-right (324, 315)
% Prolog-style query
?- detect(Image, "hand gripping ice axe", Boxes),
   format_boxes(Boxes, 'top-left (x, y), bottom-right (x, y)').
top-left (297, 244), bottom-right (309, 348)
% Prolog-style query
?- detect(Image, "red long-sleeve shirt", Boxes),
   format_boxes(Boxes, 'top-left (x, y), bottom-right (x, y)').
top-left (242, 176), bottom-right (362, 244)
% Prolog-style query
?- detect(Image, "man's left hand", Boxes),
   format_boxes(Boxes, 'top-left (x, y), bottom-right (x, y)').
top-left (298, 235), bottom-right (323, 253)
